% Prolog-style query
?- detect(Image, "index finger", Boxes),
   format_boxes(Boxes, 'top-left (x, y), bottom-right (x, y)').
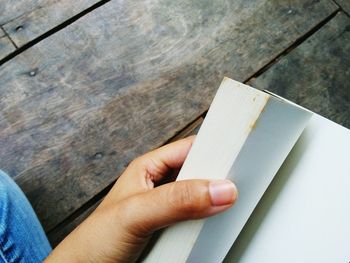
top-left (135, 135), bottom-right (196, 183)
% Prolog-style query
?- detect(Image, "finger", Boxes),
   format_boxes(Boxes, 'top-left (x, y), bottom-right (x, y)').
top-left (103, 136), bottom-right (196, 205)
top-left (147, 135), bottom-right (196, 169)
top-left (119, 136), bottom-right (195, 188)
top-left (135, 135), bottom-right (196, 182)
top-left (118, 179), bottom-right (238, 236)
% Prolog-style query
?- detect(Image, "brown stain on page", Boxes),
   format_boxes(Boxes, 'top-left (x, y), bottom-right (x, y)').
top-left (247, 95), bottom-right (270, 134)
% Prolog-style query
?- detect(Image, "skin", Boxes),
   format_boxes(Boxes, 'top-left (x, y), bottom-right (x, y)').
top-left (45, 136), bottom-right (238, 262)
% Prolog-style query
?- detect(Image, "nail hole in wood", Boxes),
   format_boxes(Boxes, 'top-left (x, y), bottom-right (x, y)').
top-left (29, 69), bottom-right (37, 77)
top-left (15, 25), bottom-right (24, 32)
top-left (94, 152), bottom-right (103, 160)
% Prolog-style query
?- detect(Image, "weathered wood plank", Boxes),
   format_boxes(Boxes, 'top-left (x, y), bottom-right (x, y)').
top-left (169, 117), bottom-right (203, 143)
top-left (334, 0), bottom-right (350, 14)
top-left (249, 12), bottom-right (350, 128)
top-left (48, 116), bottom-right (202, 247)
top-left (0, 27), bottom-right (15, 59)
top-left (0, 0), bottom-right (101, 48)
top-left (0, 0), bottom-right (337, 232)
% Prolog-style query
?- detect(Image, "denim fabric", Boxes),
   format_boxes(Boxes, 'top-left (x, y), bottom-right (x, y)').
top-left (0, 170), bottom-right (51, 262)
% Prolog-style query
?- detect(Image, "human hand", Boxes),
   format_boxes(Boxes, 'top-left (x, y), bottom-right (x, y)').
top-left (45, 136), bottom-right (238, 263)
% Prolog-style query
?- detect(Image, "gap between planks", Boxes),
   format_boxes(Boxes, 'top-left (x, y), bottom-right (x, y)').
top-left (0, 0), bottom-right (110, 66)
top-left (0, 25), bottom-right (18, 49)
top-left (332, 1), bottom-right (350, 17)
top-left (47, 114), bottom-right (205, 245)
top-left (244, 8), bottom-right (340, 83)
top-left (46, 8), bottom-right (341, 242)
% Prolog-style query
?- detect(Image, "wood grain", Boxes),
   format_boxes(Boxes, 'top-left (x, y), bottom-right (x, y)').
top-left (0, 0), bottom-right (337, 232)
top-left (0, 0), bottom-right (101, 49)
top-left (249, 12), bottom-right (350, 128)
top-left (0, 27), bottom-right (15, 59)
top-left (48, 116), bottom-right (202, 247)
top-left (169, 117), bottom-right (203, 143)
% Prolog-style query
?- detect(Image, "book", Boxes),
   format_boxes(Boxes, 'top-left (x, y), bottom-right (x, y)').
top-left (141, 77), bottom-right (350, 262)
top-left (224, 114), bottom-right (350, 262)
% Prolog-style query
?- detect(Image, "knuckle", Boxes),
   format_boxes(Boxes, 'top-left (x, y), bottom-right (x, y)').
top-left (128, 156), bottom-right (148, 173)
top-left (129, 156), bottom-right (143, 168)
top-left (168, 182), bottom-right (198, 215)
top-left (114, 197), bottom-right (149, 237)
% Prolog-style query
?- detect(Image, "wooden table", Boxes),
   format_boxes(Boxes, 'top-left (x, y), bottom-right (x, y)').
top-left (0, 0), bottom-right (349, 246)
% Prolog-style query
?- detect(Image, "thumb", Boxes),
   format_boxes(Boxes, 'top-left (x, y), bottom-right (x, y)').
top-left (120, 179), bottom-right (237, 236)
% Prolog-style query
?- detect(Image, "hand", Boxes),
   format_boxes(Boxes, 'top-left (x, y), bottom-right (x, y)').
top-left (45, 136), bottom-right (238, 263)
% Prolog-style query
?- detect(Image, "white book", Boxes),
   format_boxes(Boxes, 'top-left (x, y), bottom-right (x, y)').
top-left (141, 77), bottom-right (350, 262)
top-left (224, 114), bottom-right (350, 263)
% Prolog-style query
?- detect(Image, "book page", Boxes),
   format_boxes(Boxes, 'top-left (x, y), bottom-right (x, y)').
top-left (142, 78), bottom-right (311, 262)
top-left (225, 114), bottom-right (350, 262)
top-left (187, 96), bottom-right (311, 263)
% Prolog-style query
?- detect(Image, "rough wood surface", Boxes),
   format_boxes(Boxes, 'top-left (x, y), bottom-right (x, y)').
top-left (169, 117), bottom-right (203, 143)
top-left (249, 12), bottom-right (350, 128)
top-left (0, 0), bottom-right (337, 232)
top-left (334, 0), bottom-right (350, 14)
top-left (0, 0), bottom-right (100, 49)
top-left (48, 117), bottom-right (202, 247)
top-left (0, 27), bottom-right (15, 59)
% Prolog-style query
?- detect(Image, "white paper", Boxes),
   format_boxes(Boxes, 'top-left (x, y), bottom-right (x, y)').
top-left (225, 114), bottom-right (350, 262)
top-left (187, 96), bottom-right (311, 263)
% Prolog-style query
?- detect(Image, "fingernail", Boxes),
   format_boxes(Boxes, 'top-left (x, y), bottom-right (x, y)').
top-left (209, 180), bottom-right (237, 206)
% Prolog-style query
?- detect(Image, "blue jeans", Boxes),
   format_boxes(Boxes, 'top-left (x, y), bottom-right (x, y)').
top-left (0, 170), bottom-right (51, 262)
